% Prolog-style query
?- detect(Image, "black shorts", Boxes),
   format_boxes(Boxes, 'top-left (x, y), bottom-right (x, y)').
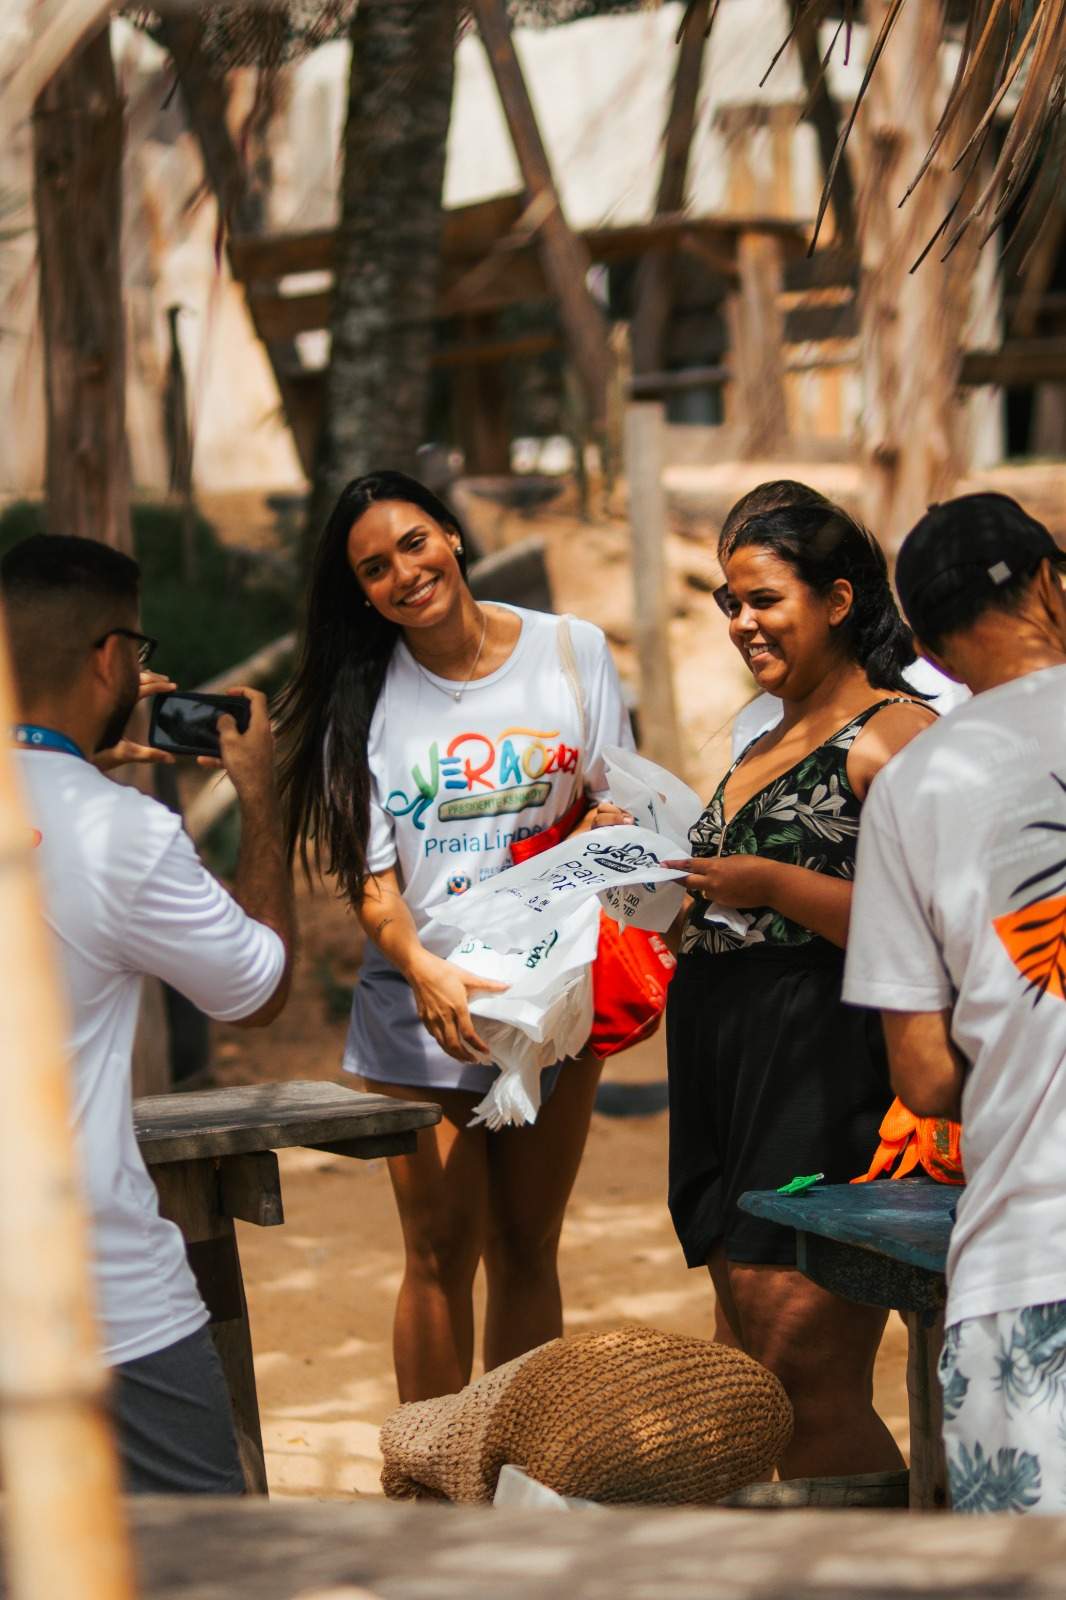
top-left (111, 1324), bottom-right (244, 1495)
top-left (665, 941), bottom-right (889, 1268)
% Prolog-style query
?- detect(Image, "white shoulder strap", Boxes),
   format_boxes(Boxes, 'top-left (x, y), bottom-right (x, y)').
top-left (556, 613), bottom-right (588, 791)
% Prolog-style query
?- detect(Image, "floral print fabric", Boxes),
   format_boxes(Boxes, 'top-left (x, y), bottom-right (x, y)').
top-left (940, 1303), bottom-right (1066, 1514)
top-left (681, 699), bottom-right (915, 956)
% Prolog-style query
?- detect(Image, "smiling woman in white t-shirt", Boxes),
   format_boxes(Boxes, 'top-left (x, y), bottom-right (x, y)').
top-left (275, 471), bottom-right (632, 1402)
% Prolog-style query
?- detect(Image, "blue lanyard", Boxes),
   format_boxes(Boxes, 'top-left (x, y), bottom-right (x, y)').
top-left (12, 723), bottom-right (86, 761)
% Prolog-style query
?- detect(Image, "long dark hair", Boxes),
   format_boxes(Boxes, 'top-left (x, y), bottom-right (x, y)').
top-left (721, 503), bottom-right (918, 693)
top-left (275, 471), bottom-right (469, 905)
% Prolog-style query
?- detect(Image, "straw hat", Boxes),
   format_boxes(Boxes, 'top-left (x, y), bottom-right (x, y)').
top-left (380, 1324), bottom-right (792, 1505)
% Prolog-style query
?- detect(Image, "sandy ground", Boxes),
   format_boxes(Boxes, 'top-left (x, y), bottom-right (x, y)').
top-left (216, 890), bottom-right (910, 1499)
top-left (234, 1059), bottom-right (911, 1500)
top-left (196, 471), bottom-right (932, 1501)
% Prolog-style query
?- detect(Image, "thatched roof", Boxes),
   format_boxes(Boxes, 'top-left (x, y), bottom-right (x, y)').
top-left (139, 0), bottom-right (652, 70)
top-left (24, 0), bottom-right (1066, 264)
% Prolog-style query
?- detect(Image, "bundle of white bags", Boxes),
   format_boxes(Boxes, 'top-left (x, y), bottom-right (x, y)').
top-left (452, 898), bottom-right (601, 1129)
top-left (428, 748), bottom-right (731, 1130)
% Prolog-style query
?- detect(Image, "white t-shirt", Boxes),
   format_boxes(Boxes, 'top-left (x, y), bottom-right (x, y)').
top-left (18, 750), bottom-right (286, 1366)
top-left (843, 664), bottom-right (1066, 1327)
top-left (730, 658), bottom-right (969, 759)
top-left (364, 606), bottom-right (633, 952)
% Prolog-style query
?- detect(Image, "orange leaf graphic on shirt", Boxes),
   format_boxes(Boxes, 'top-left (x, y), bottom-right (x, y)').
top-left (994, 894), bottom-right (1066, 1005)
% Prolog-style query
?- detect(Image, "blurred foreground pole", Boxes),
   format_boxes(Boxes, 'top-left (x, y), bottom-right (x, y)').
top-left (0, 628), bottom-right (135, 1596)
top-left (623, 403), bottom-right (684, 779)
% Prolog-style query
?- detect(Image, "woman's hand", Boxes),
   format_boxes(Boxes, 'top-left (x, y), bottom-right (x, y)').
top-left (405, 951), bottom-right (509, 1064)
top-left (665, 853), bottom-right (853, 948)
top-left (663, 853), bottom-right (773, 909)
top-left (581, 801), bottom-right (635, 831)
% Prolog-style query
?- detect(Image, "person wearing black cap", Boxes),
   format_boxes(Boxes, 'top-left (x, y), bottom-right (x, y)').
top-left (844, 492), bottom-right (1066, 1514)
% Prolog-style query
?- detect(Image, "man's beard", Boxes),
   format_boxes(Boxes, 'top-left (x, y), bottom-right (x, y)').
top-left (97, 683), bottom-right (140, 754)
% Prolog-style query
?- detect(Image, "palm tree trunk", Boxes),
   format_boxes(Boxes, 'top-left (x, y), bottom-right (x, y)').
top-left (33, 23), bottom-right (130, 551)
top-left (308, 0), bottom-right (459, 541)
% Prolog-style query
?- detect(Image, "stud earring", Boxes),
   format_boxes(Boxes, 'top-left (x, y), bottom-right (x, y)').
top-left (454, 542), bottom-right (464, 556)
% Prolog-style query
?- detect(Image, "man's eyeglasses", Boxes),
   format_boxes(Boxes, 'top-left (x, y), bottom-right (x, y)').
top-left (92, 628), bottom-right (158, 668)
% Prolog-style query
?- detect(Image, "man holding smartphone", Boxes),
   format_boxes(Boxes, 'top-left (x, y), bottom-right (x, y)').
top-left (1, 533), bottom-right (294, 1494)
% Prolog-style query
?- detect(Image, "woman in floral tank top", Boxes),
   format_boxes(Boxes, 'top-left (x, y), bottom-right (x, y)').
top-left (664, 495), bottom-right (936, 1480)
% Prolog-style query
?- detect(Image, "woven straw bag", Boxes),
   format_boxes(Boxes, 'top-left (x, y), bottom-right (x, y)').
top-left (380, 1324), bottom-right (792, 1505)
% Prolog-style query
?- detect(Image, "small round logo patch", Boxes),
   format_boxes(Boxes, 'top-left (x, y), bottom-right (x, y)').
top-left (446, 873), bottom-right (472, 896)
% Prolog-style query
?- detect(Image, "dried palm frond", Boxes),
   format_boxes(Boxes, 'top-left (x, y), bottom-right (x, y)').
top-left (776, 0), bottom-right (1066, 263)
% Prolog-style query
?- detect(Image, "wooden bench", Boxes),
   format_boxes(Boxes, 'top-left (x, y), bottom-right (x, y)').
top-left (739, 1180), bottom-right (956, 1510)
top-left (36, 1494), bottom-right (1066, 1597)
top-left (133, 1081), bottom-right (440, 1494)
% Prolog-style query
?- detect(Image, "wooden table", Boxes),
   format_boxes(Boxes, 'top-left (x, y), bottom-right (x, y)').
top-left (133, 1081), bottom-right (441, 1494)
top-left (739, 1182), bottom-right (956, 1510)
top-left (45, 1496), bottom-right (1066, 1597)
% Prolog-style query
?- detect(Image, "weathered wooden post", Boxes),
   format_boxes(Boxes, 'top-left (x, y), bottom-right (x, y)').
top-left (630, 0), bottom-right (714, 381)
top-left (623, 402), bottom-right (684, 778)
top-left (727, 229), bottom-right (789, 459)
top-left (33, 23), bottom-right (131, 551)
top-left (471, 0), bottom-right (611, 438)
top-left (790, 0), bottom-right (858, 254)
top-left (32, 20), bottom-right (173, 1093)
top-left (857, 0), bottom-right (958, 551)
top-left (155, 10), bottom-right (314, 478)
top-left (0, 624), bottom-right (135, 1597)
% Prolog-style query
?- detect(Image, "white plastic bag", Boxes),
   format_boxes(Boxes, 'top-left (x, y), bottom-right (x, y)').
top-left (599, 747), bottom-right (702, 931)
top-left (428, 824), bottom-right (687, 952)
top-left (448, 899), bottom-right (601, 1129)
top-left (602, 747), bottom-right (746, 937)
top-left (493, 1463), bottom-right (598, 1511)
top-left (602, 745), bottom-right (702, 841)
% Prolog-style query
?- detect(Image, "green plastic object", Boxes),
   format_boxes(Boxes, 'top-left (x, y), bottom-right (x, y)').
top-left (776, 1172), bottom-right (825, 1195)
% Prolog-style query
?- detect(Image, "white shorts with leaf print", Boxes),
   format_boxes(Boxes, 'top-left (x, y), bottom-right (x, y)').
top-left (940, 1301), bottom-right (1066, 1515)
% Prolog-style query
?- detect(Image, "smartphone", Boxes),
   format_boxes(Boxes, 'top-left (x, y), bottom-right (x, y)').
top-left (148, 691), bottom-right (251, 759)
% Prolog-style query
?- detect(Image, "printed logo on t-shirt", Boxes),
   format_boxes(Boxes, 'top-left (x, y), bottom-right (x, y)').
top-left (446, 873), bottom-right (472, 896)
top-left (386, 727), bottom-right (581, 831)
top-left (992, 771), bottom-right (1066, 1005)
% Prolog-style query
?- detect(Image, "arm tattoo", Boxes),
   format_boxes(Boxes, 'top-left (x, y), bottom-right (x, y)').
top-left (373, 915), bottom-right (395, 942)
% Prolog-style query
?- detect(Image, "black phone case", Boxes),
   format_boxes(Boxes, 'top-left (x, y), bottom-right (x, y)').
top-left (148, 691), bottom-right (251, 758)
